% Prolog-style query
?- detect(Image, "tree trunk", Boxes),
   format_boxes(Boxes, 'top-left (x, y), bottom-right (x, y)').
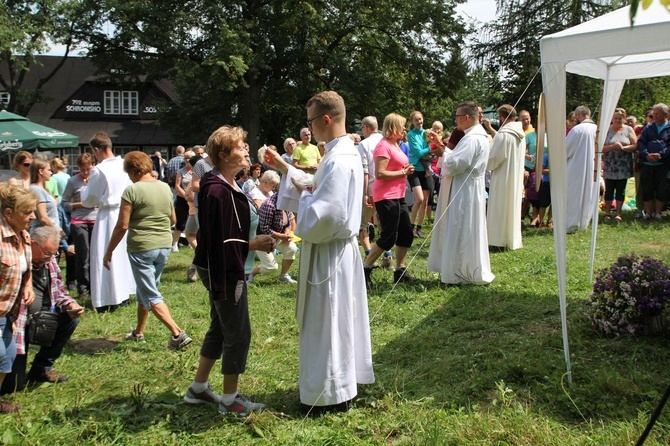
top-left (241, 72), bottom-right (262, 161)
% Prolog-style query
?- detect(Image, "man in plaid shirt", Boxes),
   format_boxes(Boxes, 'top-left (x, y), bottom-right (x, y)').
top-left (165, 145), bottom-right (186, 183)
top-left (2, 226), bottom-right (83, 394)
top-left (249, 193), bottom-right (298, 284)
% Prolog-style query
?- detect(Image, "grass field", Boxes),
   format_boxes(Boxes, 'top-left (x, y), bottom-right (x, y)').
top-left (1, 211), bottom-right (670, 445)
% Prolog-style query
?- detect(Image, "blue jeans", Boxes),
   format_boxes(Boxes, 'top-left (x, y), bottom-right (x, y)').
top-left (0, 316), bottom-right (17, 374)
top-left (127, 248), bottom-right (171, 310)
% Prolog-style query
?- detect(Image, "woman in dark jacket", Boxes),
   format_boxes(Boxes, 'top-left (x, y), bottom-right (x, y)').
top-left (184, 125), bottom-right (274, 416)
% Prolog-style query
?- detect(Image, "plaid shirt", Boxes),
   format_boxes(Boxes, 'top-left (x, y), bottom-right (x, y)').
top-left (14, 257), bottom-right (77, 355)
top-left (166, 155), bottom-right (185, 178)
top-left (0, 216), bottom-right (32, 320)
top-left (258, 193), bottom-right (293, 235)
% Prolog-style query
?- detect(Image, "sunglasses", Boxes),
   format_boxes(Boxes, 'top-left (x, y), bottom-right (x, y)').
top-left (22, 163), bottom-right (31, 167)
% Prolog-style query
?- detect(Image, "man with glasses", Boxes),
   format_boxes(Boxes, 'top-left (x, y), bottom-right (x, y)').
top-left (427, 101), bottom-right (494, 285)
top-left (292, 127), bottom-right (321, 174)
top-left (1, 226), bottom-right (83, 394)
top-left (289, 91), bottom-right (374, 415)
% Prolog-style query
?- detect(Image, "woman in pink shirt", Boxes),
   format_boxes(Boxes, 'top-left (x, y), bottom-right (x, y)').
top-left (362, 113), bottom-right (418, 289)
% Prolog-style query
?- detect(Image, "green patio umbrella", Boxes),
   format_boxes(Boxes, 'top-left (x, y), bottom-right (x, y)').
top-left (0, 110), bottom-right (79, 151)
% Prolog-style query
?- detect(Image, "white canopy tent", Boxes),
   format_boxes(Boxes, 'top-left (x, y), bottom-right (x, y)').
top-left (540, 2), bottom-right (670, 383)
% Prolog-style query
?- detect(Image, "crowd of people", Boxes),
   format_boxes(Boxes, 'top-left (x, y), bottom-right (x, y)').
top-left (0, 93), bottom-right (668, 416)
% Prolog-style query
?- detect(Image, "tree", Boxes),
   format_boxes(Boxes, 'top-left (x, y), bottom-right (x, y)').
top-left (0, 0), bottom-right (95, 116)
top-left (81, 0), bottom-right (471, 151)
top-left (471, 0), bottom-right (620, 117)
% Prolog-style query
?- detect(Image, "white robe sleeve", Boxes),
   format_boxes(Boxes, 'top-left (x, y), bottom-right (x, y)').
top-left (276, 165), bottom-right (311, 213)
top-left (295, 160), bottom-right (352, 245)
top-left (80, 168), bottom-right (104, 208)
top-left (445, 139), bottom-right (478, 176)
top-left (487, 135), bottom-right (507, 171)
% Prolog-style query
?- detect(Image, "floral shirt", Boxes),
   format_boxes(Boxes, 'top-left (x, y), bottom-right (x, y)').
top-left (603, 125), bottom-right (635, 180)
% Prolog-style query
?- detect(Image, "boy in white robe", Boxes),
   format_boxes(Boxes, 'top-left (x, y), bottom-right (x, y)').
top-left (266, 91), bottom-right (375, 414)
top-left (81, 132), bottom-right (136, 311)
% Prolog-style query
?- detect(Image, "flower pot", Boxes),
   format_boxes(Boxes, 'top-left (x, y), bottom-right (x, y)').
top-left (641, 315), bottom-right (668, 336)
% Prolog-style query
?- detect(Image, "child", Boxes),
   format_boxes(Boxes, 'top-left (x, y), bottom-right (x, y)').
top-left (423, 121), bottom-right (443, 176)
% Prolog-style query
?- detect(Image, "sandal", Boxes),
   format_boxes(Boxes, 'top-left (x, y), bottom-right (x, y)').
top-left (614, 215), bottom-right (622, 221)
top-left (547, 221), bottom-right (553, 228)
top-left (604, 215), bottom-right (611, 221)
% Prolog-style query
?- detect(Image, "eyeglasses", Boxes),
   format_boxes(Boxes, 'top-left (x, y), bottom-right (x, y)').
top-left (33, 242), bottom-right (55, 260)
top-left (455, 114), bottom-right (467, 118)
top-left (306, 114), bottom-right (326, 129)
top-left (21, 163), bottom-right (31, 167)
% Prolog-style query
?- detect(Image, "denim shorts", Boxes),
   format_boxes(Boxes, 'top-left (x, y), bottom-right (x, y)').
top-left (127, 248), bottom-right (171, 310)
top-left (0, 316), bottom-right (17, 374)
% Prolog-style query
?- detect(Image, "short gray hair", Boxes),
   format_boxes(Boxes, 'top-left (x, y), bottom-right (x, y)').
top-left (32, 226), bottom-right (61, 245)
top-left (283, 138), bottom-right (296, 150)
top-left (574, 105), bottom-right (591, 118)
top-left (361, 116), bottom-right (378, 131)
top-left (652, 103), bottom-right (669, 114)
top-left (300, 127), bottom-right (310, 137)
top-left (260, 170), bottom-right (280, 185)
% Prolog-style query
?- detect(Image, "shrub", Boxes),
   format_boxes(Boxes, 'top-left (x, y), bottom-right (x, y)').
top-left (586, 254), bottom-right (670, 335)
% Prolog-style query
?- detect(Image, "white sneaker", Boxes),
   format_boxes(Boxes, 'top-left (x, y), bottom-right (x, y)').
top-left (172, 243), bottom-right (179, 252)
top-left (218, 393), bottom-right (265, 416)
top-left (278, 274), bottom-right (297, 284)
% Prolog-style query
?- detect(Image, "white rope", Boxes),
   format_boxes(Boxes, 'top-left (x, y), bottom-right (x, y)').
top-left (298, 67), bottom-right (543, 421)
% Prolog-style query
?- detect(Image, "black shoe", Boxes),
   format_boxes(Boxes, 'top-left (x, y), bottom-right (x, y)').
top-left (364, 267), bottom-right (375, 290)
top-left (300, 398), bottom-right (353, 417)
top-left (27, 368), bottom-right (67, 383)
top-left (368, 223), bottom-right (375, 242)
top-left (394, 268), bottom-right (418, 283)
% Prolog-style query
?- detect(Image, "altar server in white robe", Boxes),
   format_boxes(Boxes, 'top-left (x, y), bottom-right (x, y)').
top-left (287, 91), bottom-right (374, 413)
top-left (486, 104), bottom-right (526, 250)
top-left (565, 105), bottom-right (597, 233)
top-left (428, 101), bottom-right (495, 285)
top-left (81, 132), bottom-right (136, 311)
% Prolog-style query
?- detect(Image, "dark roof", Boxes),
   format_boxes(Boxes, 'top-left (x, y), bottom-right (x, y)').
top-left (1, 56), bottom-right (179, 146)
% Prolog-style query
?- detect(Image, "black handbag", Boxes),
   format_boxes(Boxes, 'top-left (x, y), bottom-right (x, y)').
top-left (28, 310), bottom-right (59, 347)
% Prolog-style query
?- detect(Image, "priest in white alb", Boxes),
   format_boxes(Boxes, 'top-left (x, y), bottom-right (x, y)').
top-left (565, 105), bottom-right (597, 233)
top-left (263, 91), bottom-right (374, 415)
top-left (428, 101), bottom-right (495, 285)
top-left (81, 132), bottom-right (136, 312)
top-left (486, 104), bottom-right (526, 250)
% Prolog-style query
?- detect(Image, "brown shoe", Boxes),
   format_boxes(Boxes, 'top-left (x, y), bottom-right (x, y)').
top-left (28, 368), bottom-right (68, 383)
top-left (0, 400), bottom-right (21, 413)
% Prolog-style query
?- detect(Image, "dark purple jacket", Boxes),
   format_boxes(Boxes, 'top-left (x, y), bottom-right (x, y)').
top-left (193, 171), bottom-right (250, 301)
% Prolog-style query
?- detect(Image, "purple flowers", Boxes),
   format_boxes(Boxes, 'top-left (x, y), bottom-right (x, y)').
top-left (587, 254), bottom-right (670, 335)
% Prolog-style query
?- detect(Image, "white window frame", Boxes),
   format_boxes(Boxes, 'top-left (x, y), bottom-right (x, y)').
top-left (104, 90), bottom-right (138, 115)
top-left (0, 92), bottom-right (10, 105)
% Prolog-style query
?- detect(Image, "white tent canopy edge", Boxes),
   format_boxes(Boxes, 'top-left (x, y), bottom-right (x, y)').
top-left (539, 2), bottom-right (670, 383)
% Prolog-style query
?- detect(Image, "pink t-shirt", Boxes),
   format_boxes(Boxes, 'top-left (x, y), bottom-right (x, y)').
top-left (372, 138), bottom-right (409, 202)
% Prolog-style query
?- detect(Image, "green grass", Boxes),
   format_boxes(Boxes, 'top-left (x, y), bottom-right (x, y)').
top-left (2, 212), bottom-right (670, 445)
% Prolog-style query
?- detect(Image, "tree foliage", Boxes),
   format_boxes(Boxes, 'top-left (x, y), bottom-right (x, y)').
top-left (472, 0), bottom-right (621, 118)
top-left (79, 0), bottom-right (471, 150)
top-left (0, 0), bottom-right (95, 116)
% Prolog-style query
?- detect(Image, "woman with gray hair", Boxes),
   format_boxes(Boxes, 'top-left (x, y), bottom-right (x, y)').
top-left (247, 170), bottom-right (279, 208)
top-left (282, 138), bottom-right (296, 165)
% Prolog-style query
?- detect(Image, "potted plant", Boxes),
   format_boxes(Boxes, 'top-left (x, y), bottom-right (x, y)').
top-left (587, 254), bottom-right (670, 335)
